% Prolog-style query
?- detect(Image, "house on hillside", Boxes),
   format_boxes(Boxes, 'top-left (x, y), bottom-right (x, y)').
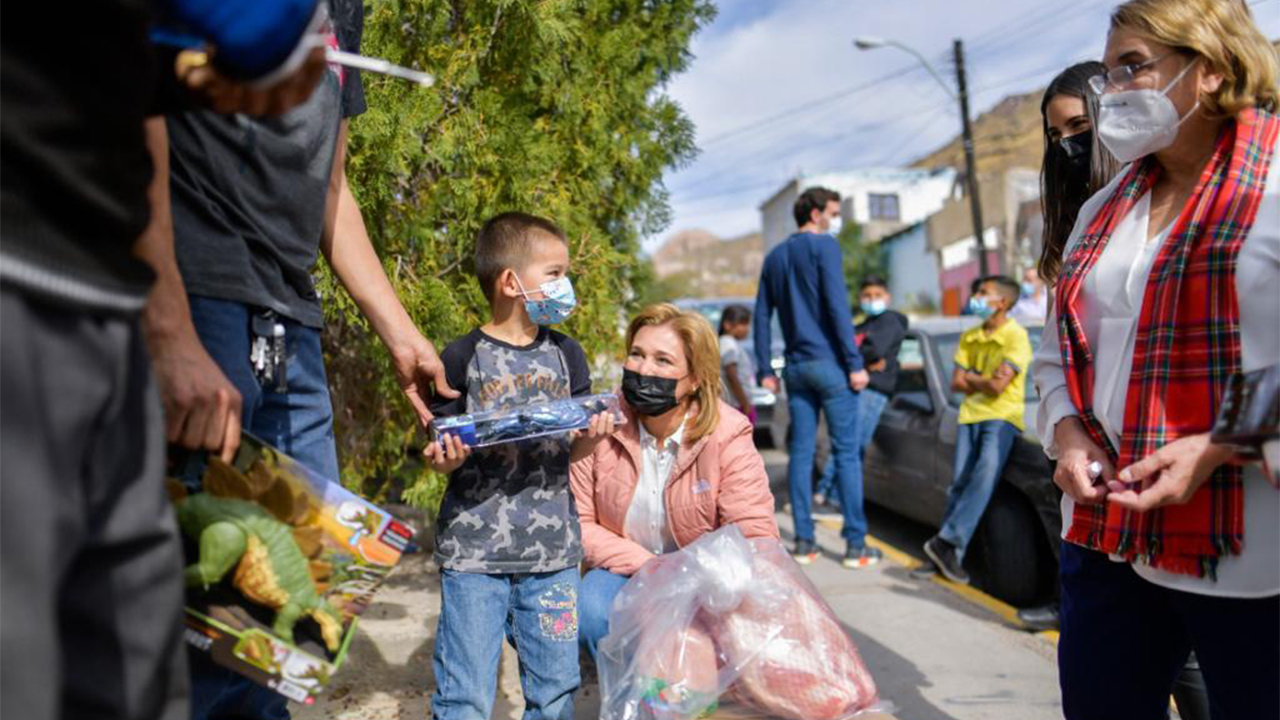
top-left (927, 168), bottom-right (1040, 315)
top-left (757, 167), bottom-right (957, 251)
top-left (879, 222), bottom-right (940, 314)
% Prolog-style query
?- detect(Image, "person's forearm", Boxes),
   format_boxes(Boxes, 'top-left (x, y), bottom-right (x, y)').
top-left (136, 118), bottom-right (199, 347)
top-left (320, 123), bottom-right (420, 355)
top-left (726, 372), bottom-right (750, 411)
top-left (321, 175), bottom-right (419, 351)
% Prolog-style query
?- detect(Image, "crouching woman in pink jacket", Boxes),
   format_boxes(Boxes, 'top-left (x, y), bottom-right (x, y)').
top-left (570, 303), bottom-right (780, 661)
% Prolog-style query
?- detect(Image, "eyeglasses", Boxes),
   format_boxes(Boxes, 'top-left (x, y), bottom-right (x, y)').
top-left (1087, 52), bottom-right (1174, 95)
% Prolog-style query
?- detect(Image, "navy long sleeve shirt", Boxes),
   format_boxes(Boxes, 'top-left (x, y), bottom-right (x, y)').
top-left (753, 231), bottom-right (863, 381)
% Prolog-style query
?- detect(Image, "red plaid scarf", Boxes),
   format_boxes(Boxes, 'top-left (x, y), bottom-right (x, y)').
top-left (1055, 108), bottom-right (1279, 578)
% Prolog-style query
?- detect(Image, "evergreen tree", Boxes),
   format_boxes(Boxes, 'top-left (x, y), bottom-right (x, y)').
top-left (323, 0), bottom-right (715, 510)
top-left (835, 221), bottom-right (889, 309)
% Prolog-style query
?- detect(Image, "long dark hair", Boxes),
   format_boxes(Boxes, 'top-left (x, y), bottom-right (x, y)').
top-left (718, 305), bottom-right (751, 336)
top-left (1037, 61), bottom-right (1120, 284)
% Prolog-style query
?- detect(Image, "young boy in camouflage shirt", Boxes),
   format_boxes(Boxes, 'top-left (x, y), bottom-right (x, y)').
top-left (425, 212), bottom-right (614, 720)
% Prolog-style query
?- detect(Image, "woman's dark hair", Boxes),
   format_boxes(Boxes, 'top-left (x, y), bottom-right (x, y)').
top-left (718, 305), bottom-right (751, 336)
top-left (1037, 61), bottom-right (1120, 285)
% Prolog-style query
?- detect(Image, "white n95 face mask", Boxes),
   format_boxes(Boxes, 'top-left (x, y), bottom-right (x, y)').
top-left (827, 216), bottom-right (844, 237)
top-left (1097, 58), bottom-right (1200, 163)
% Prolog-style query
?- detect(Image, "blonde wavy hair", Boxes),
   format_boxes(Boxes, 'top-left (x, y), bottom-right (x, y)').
top-left (1110, 0), bottom-right (1279, 116)
top-left (625, 303), bottom-right (723, 442)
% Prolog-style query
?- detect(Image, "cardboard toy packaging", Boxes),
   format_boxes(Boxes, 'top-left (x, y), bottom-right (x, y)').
top-left (170, 433), bottom-right (411, 704)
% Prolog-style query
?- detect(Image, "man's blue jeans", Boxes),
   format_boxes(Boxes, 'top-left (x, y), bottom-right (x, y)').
top-left (185, 296), bottom-right (340, 720)
top-left (938, 419), bottom-right (1019, 561)
top-left (815, 388), bottom-right (890, 504)
top-left (431, 567), bottom-right (580, 720)
top-left (782, 359), bottom-right (865, 547)
top-left (578, 569), bottom-right (630, 663)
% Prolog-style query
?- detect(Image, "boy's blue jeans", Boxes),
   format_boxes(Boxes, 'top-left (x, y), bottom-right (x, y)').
top-left (184, 296), bottom-right (341, 720)
top-left (815, 388), bottom-right (890, 503)
top-left (431, 567), bottom-right (580, 720)
top-left (782, 359), bottom-right (866, 547)
top-left (938, 419), bottom-right (1019, 561)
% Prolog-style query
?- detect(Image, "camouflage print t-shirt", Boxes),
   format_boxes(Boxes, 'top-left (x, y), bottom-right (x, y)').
top-left (429, 328), bottom-right (592, 573)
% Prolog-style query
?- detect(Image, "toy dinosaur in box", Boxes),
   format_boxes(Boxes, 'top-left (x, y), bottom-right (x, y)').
top-left (178, 494), bottom-right (344, 651)
top-left (172, 432), bottom-right (412, 704)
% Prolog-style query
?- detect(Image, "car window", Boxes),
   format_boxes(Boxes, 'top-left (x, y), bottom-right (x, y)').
top-left (937, 327), bottom-right (1043, 406)
top-left (892, 337), bottom-right (933, 413)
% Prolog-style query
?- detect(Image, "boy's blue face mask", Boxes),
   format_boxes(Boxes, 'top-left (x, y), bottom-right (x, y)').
top-left (860, 299), bottom-right (888, 316)
top-left (516, 275), bottom-right (577, 325)
top-left (968, 295), bottom-right (998, 319)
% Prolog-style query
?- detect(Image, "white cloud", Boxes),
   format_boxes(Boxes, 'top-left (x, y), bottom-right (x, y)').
top-left (647, 0), bottom-right (1280, 252)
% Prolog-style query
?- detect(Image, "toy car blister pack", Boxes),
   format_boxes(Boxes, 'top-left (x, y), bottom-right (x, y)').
top-left (429, 393), bottom-right (625, 448)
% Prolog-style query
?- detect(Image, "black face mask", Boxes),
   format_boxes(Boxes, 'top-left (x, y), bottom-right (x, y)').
top-left (1058, 130), bottom-right (1093, 174)
top-left (622, 369), bottom-right (685, 417)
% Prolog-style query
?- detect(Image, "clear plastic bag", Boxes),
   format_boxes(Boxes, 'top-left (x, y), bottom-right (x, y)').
top-left (428, 393), bottom-right (624, 448)
top-left (598, 526), bottom-right (881, 720)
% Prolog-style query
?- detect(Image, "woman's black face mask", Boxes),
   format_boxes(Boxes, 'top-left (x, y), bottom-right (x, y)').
top-left (622, 368), bottom-right (685, 417)
top-left (1058, 130), bottom-right (1093, 174)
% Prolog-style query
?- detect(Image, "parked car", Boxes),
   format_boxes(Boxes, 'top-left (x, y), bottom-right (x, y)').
top-left (861, 316), bottom-right (1059, 606)
top-left (673, 297), bottom-right (786, 448)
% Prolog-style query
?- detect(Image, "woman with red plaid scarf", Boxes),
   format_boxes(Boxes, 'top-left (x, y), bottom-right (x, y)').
top-left (1031, 1), bottom-right (1279, 718)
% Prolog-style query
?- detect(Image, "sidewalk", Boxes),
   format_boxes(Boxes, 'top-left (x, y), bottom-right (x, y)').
top-left (295, 510), bottom-right (1059, 720)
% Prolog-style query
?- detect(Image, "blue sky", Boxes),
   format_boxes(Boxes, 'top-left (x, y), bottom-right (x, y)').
top-left (648, 0), bottom-right (1279, 251)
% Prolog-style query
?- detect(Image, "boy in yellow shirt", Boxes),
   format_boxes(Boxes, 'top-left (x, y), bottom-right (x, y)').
top-left (923, 275), bottom-right (1032, 584)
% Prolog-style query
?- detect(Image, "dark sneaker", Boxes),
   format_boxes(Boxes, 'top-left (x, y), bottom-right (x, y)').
top-left (923, 536), bottom-right (970, 585)
top-left (792, 539), bottom-right (820, 565)
top-left (842, 545), bottom-right (883, 569)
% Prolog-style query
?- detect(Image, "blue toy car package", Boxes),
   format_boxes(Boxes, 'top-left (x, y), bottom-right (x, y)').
top-left (429, 393), bottom-right (626, 448)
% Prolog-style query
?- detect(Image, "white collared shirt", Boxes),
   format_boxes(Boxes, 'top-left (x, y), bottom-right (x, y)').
top-left (624, 421), bottom-right (684, 556)
top-left (1032, 139), bottom-right (1280, 598)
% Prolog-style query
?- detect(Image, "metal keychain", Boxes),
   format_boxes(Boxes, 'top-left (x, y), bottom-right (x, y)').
top-left (250, 310), bottom-right (288, 391)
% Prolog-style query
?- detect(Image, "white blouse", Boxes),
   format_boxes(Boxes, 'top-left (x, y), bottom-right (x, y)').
top-left (623, 421), bottom-right (683, 556)
top-left (1033, 138), bottom-right (1280, 598)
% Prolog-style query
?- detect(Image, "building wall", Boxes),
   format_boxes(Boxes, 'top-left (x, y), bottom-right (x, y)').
top-left (881, 223), bottom-right (940, 312)
top-left (759, 168), bottom-right (957, 251)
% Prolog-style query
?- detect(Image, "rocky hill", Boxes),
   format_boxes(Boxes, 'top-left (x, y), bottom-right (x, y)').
top-left (910, 89), bottom-right (1045, 175)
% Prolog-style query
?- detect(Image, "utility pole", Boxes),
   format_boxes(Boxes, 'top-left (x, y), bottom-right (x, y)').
top-left (953, 38), bottom-right (989, 278)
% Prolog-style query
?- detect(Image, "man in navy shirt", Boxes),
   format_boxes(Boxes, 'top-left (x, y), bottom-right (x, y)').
top-left (754, 187), bottom-right (883, 568)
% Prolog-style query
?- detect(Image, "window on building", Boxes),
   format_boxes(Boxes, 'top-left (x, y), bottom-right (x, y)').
top-left (868, 193), bottom-right (901, 221)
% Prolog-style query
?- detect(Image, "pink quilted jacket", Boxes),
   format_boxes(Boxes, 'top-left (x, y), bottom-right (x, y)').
top-left (569, 400), bottom-right (780, 575)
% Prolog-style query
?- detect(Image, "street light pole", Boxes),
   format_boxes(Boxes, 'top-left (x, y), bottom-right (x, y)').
top-left (854, 36), bottom-right (990, 278)
top-left (952, 39), bottom-right (989, 278)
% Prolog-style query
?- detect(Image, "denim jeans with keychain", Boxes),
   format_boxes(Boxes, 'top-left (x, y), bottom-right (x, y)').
top-left (183, 295), bottom-right (340, 720)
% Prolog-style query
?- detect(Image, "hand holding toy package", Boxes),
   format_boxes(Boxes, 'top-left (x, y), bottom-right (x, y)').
top-left (598, 526), bottom-right (883, 720)
top-left (429, 393), bottom-right (625, 448)
top-left (170, 433), bottom-right (411, 704)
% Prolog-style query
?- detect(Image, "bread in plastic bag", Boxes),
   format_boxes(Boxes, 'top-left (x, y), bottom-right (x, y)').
top-left (597, 525), bottom-right (880, 720)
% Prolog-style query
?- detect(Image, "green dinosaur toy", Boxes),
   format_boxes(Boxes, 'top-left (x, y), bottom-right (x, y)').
top-left (177, 494), bottom-right (344, 652)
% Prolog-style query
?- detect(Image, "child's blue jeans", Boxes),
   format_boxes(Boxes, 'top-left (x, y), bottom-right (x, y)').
top-left (431, 567), bottom-right (580, 720)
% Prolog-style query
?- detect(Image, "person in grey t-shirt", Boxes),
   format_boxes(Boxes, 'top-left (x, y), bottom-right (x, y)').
top-left (140, 2), bottom-right (457, 718)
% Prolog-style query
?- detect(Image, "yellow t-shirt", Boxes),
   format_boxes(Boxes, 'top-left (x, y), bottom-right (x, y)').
top-left (954, 319), bottom-right (1032, 430)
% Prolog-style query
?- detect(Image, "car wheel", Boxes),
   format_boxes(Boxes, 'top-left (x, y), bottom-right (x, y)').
top-left (968, 488), bottom-right (1040, 606)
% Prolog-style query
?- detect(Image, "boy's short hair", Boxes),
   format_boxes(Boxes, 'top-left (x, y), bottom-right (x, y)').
top-left (859, 275), bottom-right (889, 292)
top-left (792, 186), bottom-right (841, 227)
top-left (980, 275), bottom-right (1021, 306)
top-left (474, 212), bottom-right (568, 304)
